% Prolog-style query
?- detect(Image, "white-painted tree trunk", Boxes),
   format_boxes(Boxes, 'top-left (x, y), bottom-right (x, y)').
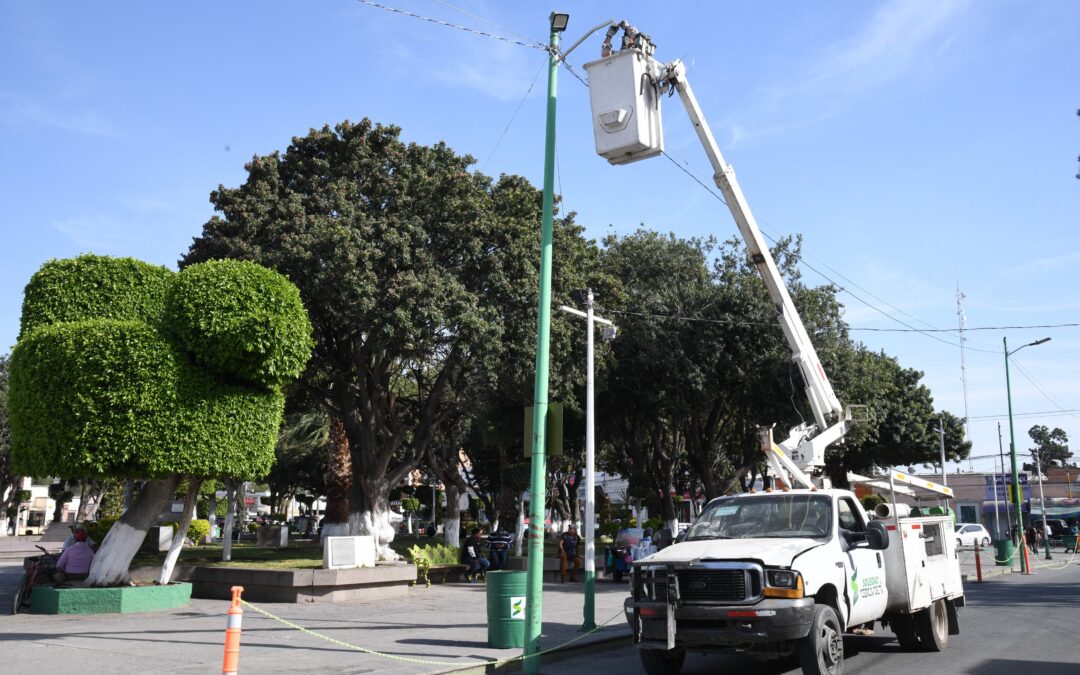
top-left (514, 491), bottom-right (526, 557)
top-left (348, 508), bottom-right (401, 561)
top-left (405, 512), bottom-right (413, 535)
top-left (221, 481), bottom-right (238, 562)
top-left (0, 516), bottom-right (8, 537)
top-left (87, 477), bottom-right (179, 586)
top-left (442, 484), bottom-right (461, 549)
top-left (159, 479), bottom-right (201, 585)
top-left (664, 518), bottom-right (678, 541)
top-left (207, 493), bottom-right (218, 542)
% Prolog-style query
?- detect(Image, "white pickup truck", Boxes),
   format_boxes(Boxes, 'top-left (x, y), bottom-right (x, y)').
top-left (625, 484), bottom-right (964, 675)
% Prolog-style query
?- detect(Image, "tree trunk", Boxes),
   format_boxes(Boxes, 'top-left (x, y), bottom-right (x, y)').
top-left (405, 512), bottom-right (413, 534)
top-left (159, 478), bottom-right (202, 584)
top-left (78, 481), bottom-right (106, 521)
top-left (221, 480), bottom-right (238, 562)
top-left (347, 476), bottom-right (401, 560)
top-left (87, 476), bottom-right (179, 586)
top-left (442, 483), bottom-right (462, 549)
top-left (323, 415), bottom-right (352, 532)
top-left (207, 492), bottom-right (218, 542)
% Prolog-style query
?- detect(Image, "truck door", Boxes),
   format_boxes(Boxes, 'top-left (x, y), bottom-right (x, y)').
top-left (838, 496), bottom-right (888, 627)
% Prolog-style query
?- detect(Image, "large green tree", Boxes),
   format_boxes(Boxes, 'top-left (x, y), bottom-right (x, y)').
top-left (1026, 425), bottom-right (1071, 475)
top-left (10, 255), bottom-right (311, 584)
top-left (182, 119), bottom-right (587, 558)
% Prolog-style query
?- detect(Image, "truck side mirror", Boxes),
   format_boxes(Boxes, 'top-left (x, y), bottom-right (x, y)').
top-left (866, 520), bottom-right (890, 551)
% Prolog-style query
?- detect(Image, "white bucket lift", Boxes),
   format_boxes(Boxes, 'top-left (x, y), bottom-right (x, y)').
top-left (583, 49), bottom-right (665, 165)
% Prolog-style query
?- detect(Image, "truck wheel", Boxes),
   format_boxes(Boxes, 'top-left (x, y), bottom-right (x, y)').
top-left (890, 615), bottom-right (921, 651)
top-left (797, 604), bottom-right (844, 675)
top-left (640, 648), bottom-right (686, 675)
top-left (915, 599), bottom-right (949, 651)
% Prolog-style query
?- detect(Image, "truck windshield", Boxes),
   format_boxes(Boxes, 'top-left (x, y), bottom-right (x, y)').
top-left (685, 494), bottom-right (832, 540)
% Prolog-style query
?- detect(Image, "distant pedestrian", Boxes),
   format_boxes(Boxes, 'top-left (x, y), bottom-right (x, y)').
top-left (559, 524), bottom-right (582, 582)
top-left (462, 528), bottom-right (490, 582)
top-left (487, 527), bottom-right (513, 571)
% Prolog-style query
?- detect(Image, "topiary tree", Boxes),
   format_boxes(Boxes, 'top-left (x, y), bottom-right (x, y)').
top-left (10, 254), bottom-right (312, 585)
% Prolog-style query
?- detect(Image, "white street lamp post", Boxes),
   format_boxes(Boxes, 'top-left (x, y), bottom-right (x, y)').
top-left (558, 290), bottom-right (615, 631)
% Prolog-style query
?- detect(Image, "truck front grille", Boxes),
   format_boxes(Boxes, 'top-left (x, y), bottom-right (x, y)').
top-left (644, 566), bottom-right (762, 604)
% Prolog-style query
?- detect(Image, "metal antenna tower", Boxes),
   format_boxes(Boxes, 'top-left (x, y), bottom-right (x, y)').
top-left (957, 284), bottom-right (973, 470)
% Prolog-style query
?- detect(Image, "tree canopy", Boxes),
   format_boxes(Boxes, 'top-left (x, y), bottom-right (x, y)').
top-left (10, 255), bottom-right (312, 480)
top-left (1027, 425), bottom-right (1071, 474)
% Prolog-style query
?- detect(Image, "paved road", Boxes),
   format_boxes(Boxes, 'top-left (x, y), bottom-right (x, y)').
top-left (551, 559), bottom-right (1080, 675)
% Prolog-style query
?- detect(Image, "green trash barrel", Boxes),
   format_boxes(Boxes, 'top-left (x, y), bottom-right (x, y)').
top-left (993, 539), bottom-right (1015, 567)
top-left (1063, 534), bottom-right (1078, 553)
top-left (487, 570), bottom-right (527, 648)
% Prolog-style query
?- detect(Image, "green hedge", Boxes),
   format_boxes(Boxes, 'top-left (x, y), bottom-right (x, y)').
top-left (164, 260), bottom-right (313, 389)
top-left (10, 255), bottom-right (310, 482)
top-left (19, 255), bottom-right (172, 340)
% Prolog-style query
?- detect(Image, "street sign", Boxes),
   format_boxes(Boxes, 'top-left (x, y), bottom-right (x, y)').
top-left (983, 473), bottom-right (1030, 502)
top-left (524, 402), bottom-right (563, 458)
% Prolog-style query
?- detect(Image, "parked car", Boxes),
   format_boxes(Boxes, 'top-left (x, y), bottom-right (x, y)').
top-left (1031, 519), bottom-right (1069, 542)
top-left (955, 523), bottom-right (991, 548)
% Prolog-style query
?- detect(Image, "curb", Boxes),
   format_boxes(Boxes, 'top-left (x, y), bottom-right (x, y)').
top-left (962, 567), bottom-right (1012, 582)
top-left (431, 628), bottom-right (633, 674)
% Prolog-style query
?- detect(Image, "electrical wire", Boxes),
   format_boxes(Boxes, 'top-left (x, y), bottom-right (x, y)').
top-left (969, 409), bottom-right (1080, 421)
top-left (432, 0), bottom-right (538, 44)
top-left (352, 0), bottom-right (546, 50)
top-left (657, 149), bottom-right (1000, 354)
top-left (1008, 357), bottom-right (1080, 424)
top-left (480, 56), bottom-right (546, 172)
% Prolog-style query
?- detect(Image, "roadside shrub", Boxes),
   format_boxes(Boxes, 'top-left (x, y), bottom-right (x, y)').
top-left (247, 522), bottom-right (259, 533)
top-left (188, 519), bottom-right (211, 543)
top-left (270, 512), bottom-right (287, 523)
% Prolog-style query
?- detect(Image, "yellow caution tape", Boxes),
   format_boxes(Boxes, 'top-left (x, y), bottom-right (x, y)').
top-left (239, 599), bottom-right (626, 670)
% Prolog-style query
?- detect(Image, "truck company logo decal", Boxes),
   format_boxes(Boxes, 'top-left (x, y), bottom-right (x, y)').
top-left (859, 576), bottom-right (884, 600)
top-left (850, 568), bottom-right (860, 606)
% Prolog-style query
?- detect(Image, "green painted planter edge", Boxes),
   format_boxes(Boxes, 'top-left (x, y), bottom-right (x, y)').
top-left (30, 582), bottom-right (193, 614)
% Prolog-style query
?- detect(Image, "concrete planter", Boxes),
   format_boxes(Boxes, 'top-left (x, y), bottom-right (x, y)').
top-left (29, 582), bottom-right (192, 615)
top-left (131, 562), bottom-right (417, 603)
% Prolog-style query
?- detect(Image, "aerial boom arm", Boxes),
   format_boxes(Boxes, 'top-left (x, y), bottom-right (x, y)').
top-left (663, 60), bottom-right (850, 484)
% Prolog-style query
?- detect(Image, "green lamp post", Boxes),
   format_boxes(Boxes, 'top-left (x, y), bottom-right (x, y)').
top-left (1003, 336), bottom-right (1050, 574)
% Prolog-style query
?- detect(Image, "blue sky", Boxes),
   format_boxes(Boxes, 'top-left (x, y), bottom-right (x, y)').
top-left (3, 1), bottom-right (1079, 477)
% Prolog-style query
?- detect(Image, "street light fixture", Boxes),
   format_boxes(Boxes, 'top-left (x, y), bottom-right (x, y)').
top-left (558, 289), bottom-right (616, 632)
top-left (1003, 336), bottom-right (1051, 574)
top-left (549, 13), bottom-right (569, 32)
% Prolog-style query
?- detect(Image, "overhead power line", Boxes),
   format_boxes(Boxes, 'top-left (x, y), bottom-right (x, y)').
top-left (353, 0), bottom-right (546, 50)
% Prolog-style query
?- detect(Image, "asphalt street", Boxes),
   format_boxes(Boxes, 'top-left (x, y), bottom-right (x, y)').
top-left (551, 558), bottom-right (1080, 675)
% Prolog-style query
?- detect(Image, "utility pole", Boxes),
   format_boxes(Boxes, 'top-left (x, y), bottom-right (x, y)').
top-left (993, 423), bottom-right (1003, 540)
top-left (1033, 449), bottom-right (1052, 560)
top-left (937, 417), bottom-right (947, 486)
top-left (957, 285), bottom-right (973, 471)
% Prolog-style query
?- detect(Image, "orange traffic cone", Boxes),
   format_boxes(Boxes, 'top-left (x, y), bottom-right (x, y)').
top-left (222, 586), bottom-right (244, 674)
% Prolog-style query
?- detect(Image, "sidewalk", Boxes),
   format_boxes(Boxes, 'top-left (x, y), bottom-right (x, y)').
top-left (957, 542), bottom-right (1080, 581)
top-left (0, 566), bottom-right (632, 674)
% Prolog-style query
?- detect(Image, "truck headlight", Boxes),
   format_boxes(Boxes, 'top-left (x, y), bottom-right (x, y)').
top-left (764, 569), bottom-right (804, 599)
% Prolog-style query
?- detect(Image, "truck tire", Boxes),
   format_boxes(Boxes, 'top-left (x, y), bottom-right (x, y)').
top-left (797, 604), bottom-right (844, 675)
top-left (890, 615), bottom-right (921, 651)
top-left (640, 647), bottom-right (686, 675)
top-left (915, 599), bottom-right (949, 651)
